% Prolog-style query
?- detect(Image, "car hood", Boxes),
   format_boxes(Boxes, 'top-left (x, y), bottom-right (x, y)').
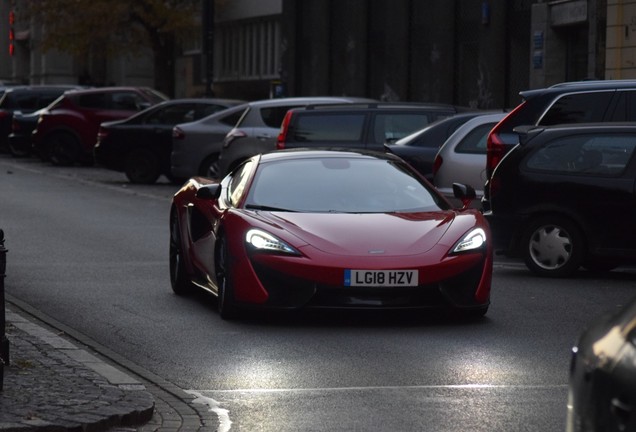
top-left (256, 211), bottom-right (456, 256)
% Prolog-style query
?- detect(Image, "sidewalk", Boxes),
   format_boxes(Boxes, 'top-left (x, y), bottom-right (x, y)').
top-left (0, 297), bottom-right (221, 432)
top-left (0, 308), bottom-right (155, 431)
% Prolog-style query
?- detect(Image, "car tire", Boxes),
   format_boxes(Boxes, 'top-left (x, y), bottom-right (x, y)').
top-left (521, 215), bottom-right (584, 278)
top-left (169, 210), bottom-right (194, 296)
top-left (48, 132), bottom-right (81, 166)
top-left (198, 154), bottom-right (220, 179)
top-left (124, 148), bottom-right (161, 184)
top-left (216, 235), bottom-right (238, 320)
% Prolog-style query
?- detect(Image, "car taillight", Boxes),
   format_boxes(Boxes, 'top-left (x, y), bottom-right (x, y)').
top-left (486, 102), bottom-right (525, 179)
top-left (173, 126), bottom-right (184, 140)
top-left (276, 111), bottom-right (293, 150)
top-left (486, 131), bottom-right (506, 180)
top-left (432, 154), bottom-right (443, 176)
top-left (0, 110), bottom-right (9, 119)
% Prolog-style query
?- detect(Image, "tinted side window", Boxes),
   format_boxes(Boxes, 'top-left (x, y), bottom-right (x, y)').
top-left (39, 94), bottom-right (62, 108)
top-left (220, 110), bottom-right (244, 127)
top-left (14, 93), bottom-right (39, 110)
top-left (455, 122), bottom-right (498, 154)
top-left (199, 104), bottom-right (228, 118)
top-left (111, 92), bottom-right (145, 110)
top-left (539, 92), bottom-right (614, 125)
top-left (78, 93), bottom-right (109, 109)
top-left (260, 106), bottom-right (299, 128)
top-left (292, 113), bottom-right (365, 142)
top-left (525, 133), bottom-right (636, 176)
top-left (146, 104), bottom-right (197, 125)
top-left (374, 113), bottom-right (431, 144)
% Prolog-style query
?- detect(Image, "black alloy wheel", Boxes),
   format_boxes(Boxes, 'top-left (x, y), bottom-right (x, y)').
top-left (48, 132), bottom-right (81, 166)
top-left (124, 148), bottom-right (161, 184)
top-left (199, 153), bottom-right (220, 179)
top-left (169, 210), bottom-right (194, 295)
top-left (521, 215), bottom-right (585, 278)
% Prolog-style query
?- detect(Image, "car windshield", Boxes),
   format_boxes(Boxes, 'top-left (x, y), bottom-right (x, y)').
top-left (245, 156), bottom-right (446, 213)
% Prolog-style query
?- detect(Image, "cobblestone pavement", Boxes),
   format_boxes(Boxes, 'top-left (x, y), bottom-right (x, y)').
top-left (0, 303), bottom-right (219, 432)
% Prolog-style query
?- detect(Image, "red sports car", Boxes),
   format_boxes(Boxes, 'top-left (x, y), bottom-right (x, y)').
top-left (170, 149), bottom-right (492, 319)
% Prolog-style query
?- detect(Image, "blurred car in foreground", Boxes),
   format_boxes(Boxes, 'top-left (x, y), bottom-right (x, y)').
top-left (433, 112), bottom-right (506, 203)
top-left (170, 149), bottom-right (492, 319)
top-left (385, 111), bottom-right (493, 180)
top-left (567, 296), bottom-right (636, 432)
top-left (170, 103), bottom-right (248, 180)
top-left (483, 123), bottom-right (636, 277)
top-left (217, 96), bottom-right (375, 176)
top-left (94, 98), bottom-right (244, 183)
top-left (32, 86), bottom-right (168, 165)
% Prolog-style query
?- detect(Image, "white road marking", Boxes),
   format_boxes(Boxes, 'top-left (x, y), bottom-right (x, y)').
top-left (186, 390), bottom-right (233, 432)
top-left (189, 383), bottom-right (568, 394)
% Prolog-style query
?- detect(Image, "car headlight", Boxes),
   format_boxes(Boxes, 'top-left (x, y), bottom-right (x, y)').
top-left (245, 229), bottom-right (299, 254)
top-left (452, 228), bottom-right (487, 253)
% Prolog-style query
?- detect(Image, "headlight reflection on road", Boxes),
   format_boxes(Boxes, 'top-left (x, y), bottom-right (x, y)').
top-left (449, 350), bottom-right (520, 385)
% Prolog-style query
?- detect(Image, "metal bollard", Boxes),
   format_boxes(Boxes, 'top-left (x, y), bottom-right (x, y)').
top-left (0, 229), bottom-right (8, 391)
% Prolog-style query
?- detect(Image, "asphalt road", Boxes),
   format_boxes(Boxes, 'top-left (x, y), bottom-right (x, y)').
top-left (1, 154), bottom-right (635, 432)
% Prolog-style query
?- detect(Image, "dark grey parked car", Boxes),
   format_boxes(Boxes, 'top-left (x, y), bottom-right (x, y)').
top-left (170, 103), bottom-right (248, 180)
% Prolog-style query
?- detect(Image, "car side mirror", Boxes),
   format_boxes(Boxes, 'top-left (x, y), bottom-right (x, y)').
top-left (452, 183), bottom-right (476, 210)
top-left (196, 184), bottom-right (222, 200)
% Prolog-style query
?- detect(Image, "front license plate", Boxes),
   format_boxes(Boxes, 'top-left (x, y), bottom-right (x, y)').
top-left (344, 269), bottom-right (419, 287)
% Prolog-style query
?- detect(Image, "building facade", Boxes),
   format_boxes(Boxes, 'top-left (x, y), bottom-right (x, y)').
top-left (4, 0), bottom-right (636, 109)
top-left (0, 0), bottom-right (155, 88)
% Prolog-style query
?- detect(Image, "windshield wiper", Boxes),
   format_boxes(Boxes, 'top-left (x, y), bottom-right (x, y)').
top-left (245, 204), bottom-right (297, 212)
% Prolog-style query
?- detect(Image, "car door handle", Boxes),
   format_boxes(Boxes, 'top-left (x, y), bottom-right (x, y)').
top-left (256, 134), bottom-right (272, 140)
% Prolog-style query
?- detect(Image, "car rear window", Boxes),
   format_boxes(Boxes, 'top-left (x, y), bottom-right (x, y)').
top-left (260, 106), bottom-right (301, 128)
top-left (220, 110), bottom-right (244, 127)
top-left (292, 113), bottom-right (365, 142)
top-left (538, 91), bottom-right (614, 126)
top-left (525, 133), bottom-right (636, 176)
top-left (77, 93), bottom-right (110, 109)
top-left (455, 122), bottom-right (498, 154)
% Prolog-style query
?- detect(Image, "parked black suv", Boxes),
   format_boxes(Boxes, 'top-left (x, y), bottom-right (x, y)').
top-left (486, 80), bottom-right (636, 179)
top-left (482, 123), bottom-right (636, 278)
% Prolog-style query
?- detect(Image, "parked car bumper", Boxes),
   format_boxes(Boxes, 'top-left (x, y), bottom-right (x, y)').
top-left (483, 210), bottom-right (526, 256)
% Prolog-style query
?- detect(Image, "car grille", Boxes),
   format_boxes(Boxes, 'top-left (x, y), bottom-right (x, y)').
top-left (252, 259), bottom-right (486, 310)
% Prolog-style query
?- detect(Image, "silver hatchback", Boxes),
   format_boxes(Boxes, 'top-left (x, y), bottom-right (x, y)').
top-left (433, 112), bottom-right (506, 205)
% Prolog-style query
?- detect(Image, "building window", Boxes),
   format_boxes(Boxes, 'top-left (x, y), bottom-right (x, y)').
top-left (215, 17), bottom-right (280, 81)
